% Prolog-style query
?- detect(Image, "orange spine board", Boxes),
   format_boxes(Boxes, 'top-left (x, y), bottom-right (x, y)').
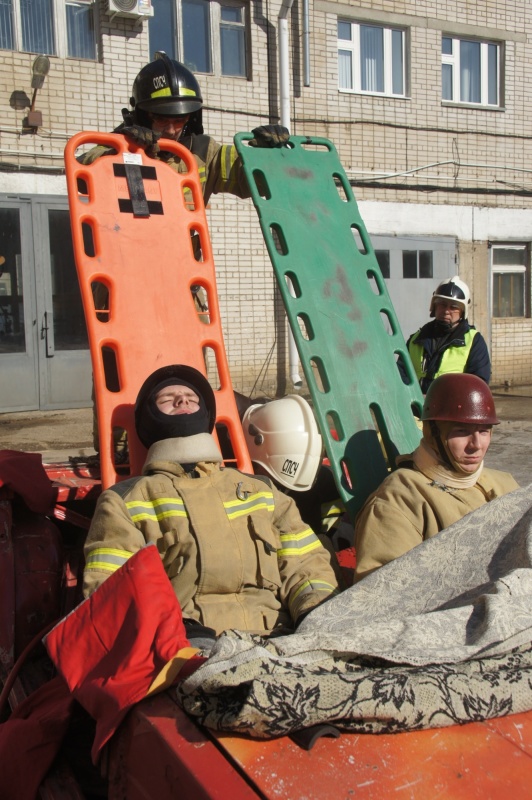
top-left (64, 132), bottom-right (252, 488)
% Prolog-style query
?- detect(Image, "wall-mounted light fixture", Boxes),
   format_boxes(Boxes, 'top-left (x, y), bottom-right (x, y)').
top-left (23, 55), bottom-right (51, 130)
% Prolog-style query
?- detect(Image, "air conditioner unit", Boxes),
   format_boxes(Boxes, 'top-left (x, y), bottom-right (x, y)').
top-left (107, 0), bottom-right (154, 19)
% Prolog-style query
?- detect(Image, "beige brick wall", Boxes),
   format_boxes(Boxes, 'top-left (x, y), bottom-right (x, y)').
top-left (2, 0), bottom-right (532, 394)
top-left (492, 318), bottom-right (532, 385)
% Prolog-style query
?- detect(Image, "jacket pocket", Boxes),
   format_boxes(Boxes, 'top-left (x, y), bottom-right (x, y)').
top-left (248, 516), bottom-right (282, 591)
top-left (158, 529), bottom-right (185, 578)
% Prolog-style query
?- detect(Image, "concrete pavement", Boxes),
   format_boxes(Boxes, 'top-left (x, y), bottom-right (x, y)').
top-left (0, 389), bottom-right (531, 486)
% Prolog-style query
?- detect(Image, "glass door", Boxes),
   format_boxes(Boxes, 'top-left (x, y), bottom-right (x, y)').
top-left (34, 200), bottom-right (91, 409)
top-left (0, 201), bottom-right (40, 411)
top-left (0, 195), bottom-right (92, 412)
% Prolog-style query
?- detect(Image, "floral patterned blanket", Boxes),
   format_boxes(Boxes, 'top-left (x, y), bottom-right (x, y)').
top-left (176, 485), bottom-right (532, 737)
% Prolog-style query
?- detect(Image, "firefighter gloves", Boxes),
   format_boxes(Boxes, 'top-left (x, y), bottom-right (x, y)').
top-left (250, 125), bottom-right (290, 147)
top-left (121, 124), bottom-right (162, 157)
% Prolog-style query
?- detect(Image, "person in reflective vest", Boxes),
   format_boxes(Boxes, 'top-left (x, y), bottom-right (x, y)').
top-left (83, 364), bottom-right (338, 639)
top-left (354, 373), bottom-right (518, 582)
top-left (399, 275), bottom-right (491, 395)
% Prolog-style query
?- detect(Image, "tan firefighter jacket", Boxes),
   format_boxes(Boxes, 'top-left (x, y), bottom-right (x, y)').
top-left (83, 444), bottom-right (339, 635)
top-left (354, 461), bottom-right (519, 582)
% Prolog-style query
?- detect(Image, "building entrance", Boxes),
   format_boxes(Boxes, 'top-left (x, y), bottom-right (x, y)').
top-left (0, 195), bottom-right (91, 412)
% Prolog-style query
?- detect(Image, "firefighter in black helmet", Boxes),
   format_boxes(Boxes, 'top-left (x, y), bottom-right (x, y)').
top-left (78, 53), bottom-right (289, 457)
top-left (130, 53), bottom-right (204, 132)
top-left (79, 51), bottom-right (290, 205)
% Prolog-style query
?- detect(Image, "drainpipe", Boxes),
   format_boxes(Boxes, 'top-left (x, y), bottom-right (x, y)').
top-left (278, 0), bottom-right (302, 388)
top-left (303, 0), bottom-right (310, 87)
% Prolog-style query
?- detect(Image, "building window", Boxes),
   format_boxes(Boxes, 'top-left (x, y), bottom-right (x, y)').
top-left (150, 0), bottom-right (248, 77)
top-left (66, 1), bottom-right (97, 60)
top-left (220, 3), bottom-right (245, 76)
top-left (492, 245), bottom-right (528, 318)
top-left (402, 250), bottom-right (433, 279)
top-left (442, 36), bottom-right (500, 107)
top-left (21, 0), bottom-right (55, 55)
top-left (0, 0), bottom-right (96, 58)
top-left (0, 0), bottom-right (15, 50)
top-left (338, 20), bottom-right (405, 97)
top-left (375, 250), bottom-right (390, 279)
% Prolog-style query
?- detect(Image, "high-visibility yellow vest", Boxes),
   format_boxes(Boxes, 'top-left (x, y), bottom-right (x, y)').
top-left (408, 328), bottom-right (477, 382)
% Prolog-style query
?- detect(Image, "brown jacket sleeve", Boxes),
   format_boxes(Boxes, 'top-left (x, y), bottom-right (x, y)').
top-left (271, 484), bottom-right (339, 623)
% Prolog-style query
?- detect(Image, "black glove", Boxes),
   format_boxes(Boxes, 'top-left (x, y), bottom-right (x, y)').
top-left (183, 619), bottom-right (217, 651)
top-left (115, 123), bottom-right (162, 158)
top-left (250, 125), bottom-right (290, 147)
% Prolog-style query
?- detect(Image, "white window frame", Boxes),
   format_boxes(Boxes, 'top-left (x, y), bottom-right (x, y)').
top-left (1, 0), bottom-right (98, 60)
top-left (152, 0), bottom-right (249, 77)
top-left (491, 244), bottom-right (529, 319)
top-left (442, 35), bottom-right (501, 107)
top-left (337, 20), bottom-right (406, 98)
top-left (218, 0), bottom-right (247, 76)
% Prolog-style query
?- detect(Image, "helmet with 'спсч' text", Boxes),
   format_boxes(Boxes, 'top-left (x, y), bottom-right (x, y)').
top-left (242, 395), bottom-right (323, 492)
top-left (130, 52), bottom-right (203, 134)
top-left (421, 373), bottom-right (499, 425)
top-left (429, 275), bottom-right (471, 318)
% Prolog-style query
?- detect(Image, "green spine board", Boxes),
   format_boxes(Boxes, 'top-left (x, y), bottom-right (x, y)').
top-left (234, 133), bottom-right (423, 520)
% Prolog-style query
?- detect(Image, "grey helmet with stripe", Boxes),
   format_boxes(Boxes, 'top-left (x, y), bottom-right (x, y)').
top-left (130, 52), bottom-right (203, 134)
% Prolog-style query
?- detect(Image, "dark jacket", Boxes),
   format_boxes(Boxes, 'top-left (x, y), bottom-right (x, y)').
top-left (400, 318), bottom-right (491, 394)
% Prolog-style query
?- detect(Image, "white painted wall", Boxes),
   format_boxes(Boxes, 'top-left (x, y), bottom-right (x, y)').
top-left (359, 201), bottom-right (532, 243)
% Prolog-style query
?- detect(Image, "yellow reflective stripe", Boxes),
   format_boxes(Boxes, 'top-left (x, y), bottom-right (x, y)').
top-left (130, 510), bottom-right (188, 522)
top-left (279, 528), bottom-right (317, 543)
top-left (292, 579), bottom-right (338, 601)
top-left (321, 500), bottom-right (345, 533)
top-left (85, 547), bottom-right (132, 573)
top-left (278, 528), bottom-right (321, 557)
top-left (220, 144), bottom-right (239, 189)
top-left (150, 87), bottom-right (172, 99)
top-left (125, 497), bottom-right (187, 523)
top-left (224, 491), bottom-right (275, 520)
top-left (197, 165), bottom-right (206, 185)
top-left (321, 502), bottom-right (343, 518)
top-left (278, 539), bottom-right (323, 557)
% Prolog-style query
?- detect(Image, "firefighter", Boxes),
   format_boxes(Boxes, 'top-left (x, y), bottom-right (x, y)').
top-left (79, 52), bottom-right (289, 455)
top-left (78, 51), bottom-right (289, 201)
top-left (83, 364), bottom-right (339, 640)
top-left (354, 373), bottom-right (519, 582)
top-left (399, 276), bottom-right (491, 394)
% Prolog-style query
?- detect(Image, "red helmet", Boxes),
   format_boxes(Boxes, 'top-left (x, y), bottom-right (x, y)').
top-left (421, 374), bottom-right (499, 425)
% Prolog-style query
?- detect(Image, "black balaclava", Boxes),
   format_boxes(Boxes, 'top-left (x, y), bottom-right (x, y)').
top-left (135, 365), bottom-right (216, 449)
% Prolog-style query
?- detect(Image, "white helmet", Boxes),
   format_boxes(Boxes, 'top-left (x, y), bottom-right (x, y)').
top-left (429, 275), bottom-right (471, 318)
top-left (242, 396), bottom-right (323, 492)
